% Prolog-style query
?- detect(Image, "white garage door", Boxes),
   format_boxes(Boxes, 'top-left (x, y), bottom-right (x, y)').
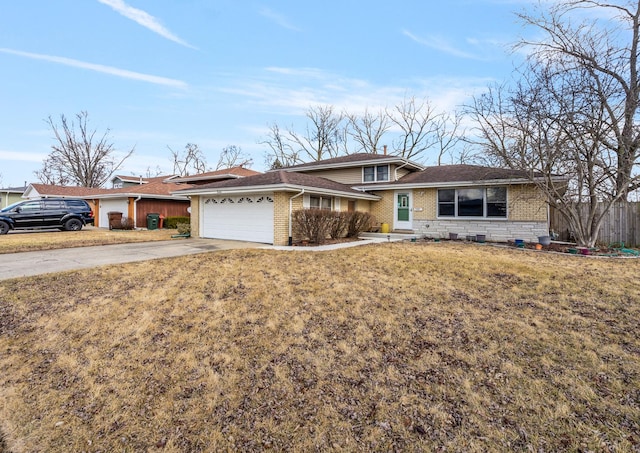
top-left (98, 199), bottom-right (129, 228)
top-left (201, 194), bottom-right (274, 243)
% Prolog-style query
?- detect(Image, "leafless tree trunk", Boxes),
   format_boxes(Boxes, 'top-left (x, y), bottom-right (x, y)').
top-left (35, 111), bottom-right (134, 187)
top-left (468, 60), bottom-right (630, 247)
top-left (215, 145), bottom-right (253, 170)
top-left (287, 105), bottom-right (346, 161)
top-left (387, 96), bottom-right (440, 160)
top-left (261, 123), bottom-right (302, 169)
top-left (169, 143), bottom-right (207, 176)
top-left (347, 108), bottom-right (390, 154)
top-left (516, 0), bottom-right (640, 200)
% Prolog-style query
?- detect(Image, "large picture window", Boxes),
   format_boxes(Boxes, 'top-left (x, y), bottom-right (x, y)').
top-left (438, 187), bottom-right (507, 218)
top-left (363, 165), bottom-right (389, 182)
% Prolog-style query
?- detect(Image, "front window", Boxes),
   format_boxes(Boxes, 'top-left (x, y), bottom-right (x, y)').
top-left (438, 187), bottom-right (507, 218)
top-left (309, 196), bottom-right (332, 210)
top-left (363, 165), bottom-right (389, 182)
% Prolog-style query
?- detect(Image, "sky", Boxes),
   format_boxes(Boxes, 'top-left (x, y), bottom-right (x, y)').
top-left (0, 0), bottom-right (538, 188)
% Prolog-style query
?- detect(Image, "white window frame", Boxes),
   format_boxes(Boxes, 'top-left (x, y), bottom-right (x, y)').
top-left (362, 165), bottom-right (390, 183)
top-left (305, 194), bottom-right (334, 210)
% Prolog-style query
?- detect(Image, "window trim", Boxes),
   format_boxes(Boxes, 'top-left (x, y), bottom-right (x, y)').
top-left (308, 195), bottom-right (333, 211)
top-left (362, 164), bottom-right (390, 183)
top-left (437, 187), bottom-right (507, 219)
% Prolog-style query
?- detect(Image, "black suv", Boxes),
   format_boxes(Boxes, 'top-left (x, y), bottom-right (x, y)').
top-left (0, 198), bottom-right (94, 234)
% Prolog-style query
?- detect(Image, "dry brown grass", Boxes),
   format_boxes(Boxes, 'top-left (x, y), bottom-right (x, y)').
top-left (0, 242), bottom-right (639, 452)
top-left (0, 227), bottom-right (177, 254)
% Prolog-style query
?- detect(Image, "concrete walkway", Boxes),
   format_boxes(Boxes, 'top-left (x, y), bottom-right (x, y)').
top-left (0, 238), bottom-right (258, 280)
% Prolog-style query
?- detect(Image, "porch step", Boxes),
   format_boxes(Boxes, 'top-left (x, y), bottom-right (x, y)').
top-left (392, 229), bottom-right (415, 234)
top-left (361, 231), bottom-right (418, 241)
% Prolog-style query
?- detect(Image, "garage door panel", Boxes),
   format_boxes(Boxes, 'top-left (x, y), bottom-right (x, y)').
top-left (98, 199), bottom-right (129, 228)
top-left (202, 194), bottom-right (274, 243)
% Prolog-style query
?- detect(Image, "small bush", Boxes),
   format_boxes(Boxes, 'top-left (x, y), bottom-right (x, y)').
top-left (165, 216), bottom-right (191, 229)
top-left (292, 209), bottom-right (333, 244)
top-left (346, 211), bottom-right (374, 237)
top-left (120, 217), bottom-right (136, 230)
top-left (293, 209), bottom-right (374, 244)
top-left (328, 211), bottom-right (350, 239)
top-left (176, 222), bottom-right (191, 235)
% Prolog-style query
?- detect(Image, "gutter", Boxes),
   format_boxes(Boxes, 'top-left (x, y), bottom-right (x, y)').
top-left (394, 161), bottom-right (411, 181)
top-left (288, 189), bottom-right (305, 246)
top-left (133, 195), bottom-right (142, 227)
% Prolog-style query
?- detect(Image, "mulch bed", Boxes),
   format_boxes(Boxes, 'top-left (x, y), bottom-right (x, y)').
top-left (413, 237), bottom-right (640, 257)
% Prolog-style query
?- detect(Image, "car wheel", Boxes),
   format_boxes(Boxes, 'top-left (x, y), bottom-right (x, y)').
top-left (64, 218), bottom-right (83, 231)
top-left (0, 221), bottom-right (9, 234)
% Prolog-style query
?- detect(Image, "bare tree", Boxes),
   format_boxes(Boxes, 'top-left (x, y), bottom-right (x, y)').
top-left (288, 105), bottom-right (346, 161)
top-left (347, 108), bottom-right (390, 154)
top-left (215, 145), bottom-right (253, 170)
top-left (516, 0), bottom-right (640, 200)
top-left (387, 96), bottom-right (440, 160)
top-left (35, 111), bottom-right (134, 187)
top-left (468, 61), bottom-right (632, 247)
top-left (261, 123), bottom-right (302, 169)
top-left (169, 143), bottom-right (207, 176)
top-left (467, 0), bottom-right (640, 247)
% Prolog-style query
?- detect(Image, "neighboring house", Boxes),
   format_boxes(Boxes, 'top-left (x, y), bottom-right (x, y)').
top-left (0, 186), bottom-right (27, 209)
top-left (175, 153), bottom-right (560, 246)
top-left (24, 179), bottom-right (190, 228)
top-left (170, 166), bottom-right (262, 185)
top-left (22, 168), bottom-right (262, 229)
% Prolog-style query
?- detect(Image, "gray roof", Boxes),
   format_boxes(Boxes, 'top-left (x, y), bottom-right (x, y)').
top-left (175, 170), bottom-right (374, 197)
top-left (396, 165), bottom-right (538, 184)
top-left (280, 153), bottom-right (423, 171)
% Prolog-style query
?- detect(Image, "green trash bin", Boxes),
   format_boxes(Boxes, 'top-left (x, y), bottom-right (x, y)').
top-left (147, 213), bottom-right (160, 230)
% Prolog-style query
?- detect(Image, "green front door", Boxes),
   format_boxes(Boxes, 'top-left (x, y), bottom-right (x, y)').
top-left (397, 193), bottom-right (410, 221)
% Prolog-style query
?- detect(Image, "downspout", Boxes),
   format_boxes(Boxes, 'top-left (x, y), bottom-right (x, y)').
top-left (288, 189), bottom-right (305, 246)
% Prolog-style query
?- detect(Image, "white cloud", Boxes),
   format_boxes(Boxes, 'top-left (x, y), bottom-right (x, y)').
top-left (0, 48), bottom-right (188, 89)
top-left (0, 150), bottom-right (48, 163)
top-left (97, 0), bottom-right (196, 49)
top-left (402, 30), bottom-right (487, 60)
top-left (218, 66), bottom-right (491, 116)
top-left (259, 7), bottom-right (301, 32)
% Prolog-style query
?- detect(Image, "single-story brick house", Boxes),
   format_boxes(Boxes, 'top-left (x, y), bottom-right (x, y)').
top-left (174, 153), bottom-right (560, 245)
top-left (23, 178), bottom-right (192, 228)
top-left (0, 186), bottom-right (27, 209)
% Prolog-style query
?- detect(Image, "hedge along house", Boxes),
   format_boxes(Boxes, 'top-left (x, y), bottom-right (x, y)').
top-left (174, 153), bottom-right (560, 245)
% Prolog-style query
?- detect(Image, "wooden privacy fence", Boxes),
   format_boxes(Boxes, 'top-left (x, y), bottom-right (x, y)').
top-left (550, 202), bottom-right (640, 246)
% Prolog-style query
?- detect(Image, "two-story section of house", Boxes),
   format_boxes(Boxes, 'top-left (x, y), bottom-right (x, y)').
top-left (175, 153), bottom-right (556, 245)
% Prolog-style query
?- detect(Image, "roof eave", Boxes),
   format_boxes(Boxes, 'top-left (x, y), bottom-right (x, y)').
top-left (278, 157), bottom-right (425, 173)
top-left (174, 183), bottom-right (381, 200)
top-left (353, 176), bottom-right (564, 190)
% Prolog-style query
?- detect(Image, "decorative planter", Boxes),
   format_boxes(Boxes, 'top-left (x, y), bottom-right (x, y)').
top-left (579, 247), bottom-right (591, 255)
top-left (538, 235), bottom-right (552, 246)
top-left (476, 234), bottom-right (486, 243)
top-left (535, 243), bottom-right (543, 250)
top-left (514, 239), bottom-right (525, 248)
top-left (449, 233), bottom-right (458, 240)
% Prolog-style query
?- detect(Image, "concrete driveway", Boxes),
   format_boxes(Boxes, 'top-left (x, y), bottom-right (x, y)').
top-left (0, 238), bottom-right (259, 280)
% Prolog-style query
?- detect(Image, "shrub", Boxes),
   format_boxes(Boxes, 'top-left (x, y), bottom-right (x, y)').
top-left (292, 209), bottom-right (333, 244)
top-left (165, 216), bottom-right (191, 229)
top-left (346, 211), bottom-right (374, 237)
top-left (176, 222), bottom-right (191, 235)
top-left (120, 217), bottom-right (136, 230)
top-left (292, 209), bottom-right (374, 243)
top-left (328, 211), bottom-right (350, 239)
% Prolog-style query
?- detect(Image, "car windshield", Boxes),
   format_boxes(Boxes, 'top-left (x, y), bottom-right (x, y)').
top-left (0, 201), bottom-right (24, 213)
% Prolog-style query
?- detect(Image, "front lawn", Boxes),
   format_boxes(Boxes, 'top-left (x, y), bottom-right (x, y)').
top-left (0, 242), bottom-right (638, 452)
top-left (0, 227), bottom-right (178, 254)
